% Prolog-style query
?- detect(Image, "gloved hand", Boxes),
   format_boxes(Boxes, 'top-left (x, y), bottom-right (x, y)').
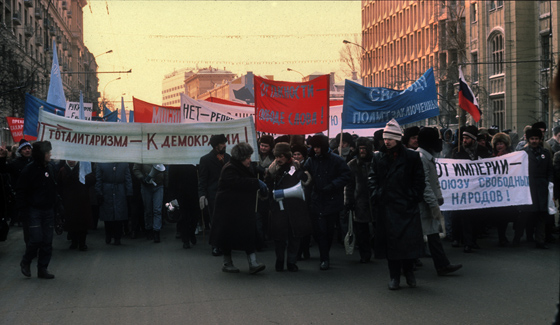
top-left (199, 196), bottom-right (208, 210)
top-left (321, 183), bottom-right (334, 193)
top-left (143, 176), bottom-right (152, 184)
top-left (258, 179), bottom-right (268, 193)
top-left (97, 195), bottom-right (104, 206)
top-left (438, 197), bottom-right (444, 206)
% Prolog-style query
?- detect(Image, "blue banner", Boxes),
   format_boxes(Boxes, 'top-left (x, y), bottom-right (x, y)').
top-left (24, 93), bottom-right (65, 137)
top-left (341, 68), bottom-right (439, 129)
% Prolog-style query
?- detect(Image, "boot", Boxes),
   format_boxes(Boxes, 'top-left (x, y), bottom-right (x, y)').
top-left (38, 268), bottom-right (55, 279)
top-left (247, 253), bottom-right (265, 274)
top-left (154, 231), bottom-right (161, 243)
top-left (20, 261), bottom-right (31, 278)
top-left (222, 254), bottom-right (240, 273)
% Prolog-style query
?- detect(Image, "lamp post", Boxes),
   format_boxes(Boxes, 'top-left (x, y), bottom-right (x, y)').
top-left (287, 68), bottom-right (304, 80)
top-left (343, 40), bottom-right (366, 85)
top-left (102, 77), bottom-right (121, 112)
top-left (343, 39), bottom-right (365, 51)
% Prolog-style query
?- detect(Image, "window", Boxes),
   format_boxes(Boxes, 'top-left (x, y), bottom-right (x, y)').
top-left (492, 98), bottom-right (504, 130)
top-left (541, 33), bottom-right (551, 69)
top-left (472, 52), bottom-right (479, 82)
top-left (489, 1), bottom-right (496, 10)
top-left (490, 34), bottom-right (504, 75)
top-left (471, 2), bottom-right (478, 23)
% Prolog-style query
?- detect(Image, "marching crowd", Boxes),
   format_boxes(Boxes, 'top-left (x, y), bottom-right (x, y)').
top-left (0, 115), bottom-right (557, 290)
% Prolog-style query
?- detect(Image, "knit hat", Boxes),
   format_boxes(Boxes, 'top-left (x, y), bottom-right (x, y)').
top-left (525, 127), bottom-right (543, 140)
top-left (258, 135), bottom-right (274, 147)
top-left (273, 142), bottom-right (292, 158)
top-left (17, 138), bottom-right (32, 153)
top-left (209, 134), bottom-right (227, 148)
top-left (355, 137), bottom-right (373, 155)
top-left (383, 119), bottom-right (402, 141)
top-left (462, 125), bottom-right (478, 141)
top-left (491, 132), bottom-right (511, 149)
top-left (231, 142), bottom-right (254, 161)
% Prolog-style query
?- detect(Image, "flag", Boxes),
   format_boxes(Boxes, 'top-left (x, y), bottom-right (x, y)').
top-left (129, 110), bottom-right (134, 123)
top-left (120, 97), bottom-right (127, 123)
top-left (104, 109), bottom-right (119, 122)
top-left (103, 104), bottom-right (112, 117)
top-left (458, 67), bottom-right (481, 122)
top-left (78, 91), bottom-right (92, 185)
top-left (24, 94), bottom-right (65, 137)
top-left (46, 40), bottom-right (67, 109)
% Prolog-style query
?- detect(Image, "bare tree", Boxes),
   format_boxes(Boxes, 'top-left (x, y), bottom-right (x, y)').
top-left (339, 35), bottom-right (363, 79)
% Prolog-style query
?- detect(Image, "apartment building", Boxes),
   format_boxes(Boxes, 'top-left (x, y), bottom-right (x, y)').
top-left (162, 68), bottom-right (194, 106)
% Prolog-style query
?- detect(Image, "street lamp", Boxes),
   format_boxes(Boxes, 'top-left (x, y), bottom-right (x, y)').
top-left (102, 77), bottom-right (121, 110)
top-left (343, 39), bottom-right (366, 51)
top-left (287, 68), bottom-right (304, 80)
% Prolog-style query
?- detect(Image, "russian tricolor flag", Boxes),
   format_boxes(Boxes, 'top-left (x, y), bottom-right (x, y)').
top-left (458, 67), bottom-right (481, 122)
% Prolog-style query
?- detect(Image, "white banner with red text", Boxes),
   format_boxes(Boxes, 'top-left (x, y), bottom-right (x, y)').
top-left (37, 109), bottom-right (258, 165)
top-left (437, 151), bottom-right (532, 211)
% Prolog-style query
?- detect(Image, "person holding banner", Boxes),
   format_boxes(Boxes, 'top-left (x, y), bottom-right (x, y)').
top-left (305, 134), bottom-right (351, 271)
top-left (209, 142), bottom-right (267, 274)
top-left (368, 119), bottom-right (425, 290)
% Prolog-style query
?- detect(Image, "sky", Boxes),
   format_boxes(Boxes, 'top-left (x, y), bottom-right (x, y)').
top-left (82, 0), bottom-right (362, 107)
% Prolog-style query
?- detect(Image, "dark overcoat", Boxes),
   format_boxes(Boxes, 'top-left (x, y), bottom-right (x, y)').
top-left (524, 146), bottom-right (553, 212)
top-left (95, 163), bottom-right (133, 222)
top-left (209, 159), bottom-right (260, 251)
top-left (265, 160), bottom-right (312, 240)
top-left (198, 149), bottom-right (231, 204)
top-left (345, 156), bottom-right (373, 223)
top-left (58, 162), bottom-right (95, 232)
top-left (368, 145), bottom-right (425, 260)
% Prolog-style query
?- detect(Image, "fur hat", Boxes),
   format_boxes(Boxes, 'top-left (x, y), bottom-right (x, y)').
top-left (18, 138), bottom-right (32, 153)
top-left (291, 143), bottom-right (308, 159)
top-left (462, 125), bottom-right (478, 141)
top-left (383, 119), bottom-right (402, 141)
top-left (525, 127), bottom-right (543, 140)
top-left (258, 135), bottom-right (274, 147)
top-left (418, 127), bottom-right (442, 153)
top-left (491, 132), bottom-right (511, 149)
top-left (273, 142), bottom-right (292, 158)
top-left (309, 134), bottom-right (329, 152)
top-left (335, 132), bottom-right (354, 147)
top-left (274, 135), bottom-right (290, 146)
top-left (355, 137), bottom-right (373, 155)
top-left (209, 134), bottom-right (227, 148)
top-left (532, 121), bottom-right (547, 131)
top-left (402, 126), bottom-right (420, 145)
top-left (230, 142), bottom-right (253, 161)
top-left (31, 141), bottom-right (52, 163)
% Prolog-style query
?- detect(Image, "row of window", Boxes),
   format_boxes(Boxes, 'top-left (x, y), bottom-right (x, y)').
top-left (162, 84), bottom-right (185, 94)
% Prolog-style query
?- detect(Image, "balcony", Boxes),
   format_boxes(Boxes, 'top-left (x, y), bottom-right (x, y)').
top-left (62, 1), bottom-right (68, 10)
top-left (24, 25), bottom-right (33, 37)
top-left (67, 50), bottom-right (72, 57)
top-left (12, 11), bottom-right (22, 26)
top-left (56, 35), bottom-right (61, 42)
top-left (63, 42), bottom-right (68, 51)
top-left (35, 6), bottom-right (43, 19)
top-left (35, 37), bottom-right (43, 47)
top-left (67, 10), bottom-right (72, 18)
top-left (24, 0), bottom-right (33, 8)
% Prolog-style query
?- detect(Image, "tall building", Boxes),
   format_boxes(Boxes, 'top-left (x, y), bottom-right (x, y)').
top-left (362, 0), bottom-right (560, 134)
top-left (162, 67), bottom-right (237, 105)
top-left (0, 0), bottom-right (97, 121)
top-left (162, 68), bottom-right (194, 106)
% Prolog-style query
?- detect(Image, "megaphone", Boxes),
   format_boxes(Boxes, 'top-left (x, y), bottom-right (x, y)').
top-left (145, 164), bottom-right (166, 186)
top-left (272, 181), bottom-right (306, 210)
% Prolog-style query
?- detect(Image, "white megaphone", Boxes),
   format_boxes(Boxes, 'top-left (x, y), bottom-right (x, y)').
top-left (146, 164), bottom-right (166, 186)
top-left (272, 181), bottom-right (306, 210)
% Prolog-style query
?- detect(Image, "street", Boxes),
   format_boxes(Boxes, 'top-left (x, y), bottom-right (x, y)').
top-left (0, 224), bottom-right (558, 325)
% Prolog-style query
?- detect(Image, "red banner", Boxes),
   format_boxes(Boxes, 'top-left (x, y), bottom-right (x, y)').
top-left (6, 117), bottom-right (36, 143)
top-left (254, 75), bottom-right (330, 134)
top-left (133, 97), bottom-right (181, 123)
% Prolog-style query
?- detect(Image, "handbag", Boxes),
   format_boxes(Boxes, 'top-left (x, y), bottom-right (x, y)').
top-left (548, 182), bottom-right (557, 215)
top-left (344, 210), bottom-right (356, 255)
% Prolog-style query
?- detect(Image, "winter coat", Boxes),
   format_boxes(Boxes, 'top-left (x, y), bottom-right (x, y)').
top-left (523, 146), bottom-right (553, 212)
top-left (95, 163), bottom-right (133, 221)
top-left (304, 149), bottom-right (351, 216)
top-left (132, 163), bottom-right (167, 188)
top-left (547, 137), bottom-right (560, 154)
top-left (58, 162), bottom-right (95, 232)
top-left (345, 156), bottom-right (373, 223)
top-left (209, 159), bottom-right (260, 251)
top-left (265, 159), bottom-right (312, 240)
top-left (417, 148), bottom-right (443, 236)
top-left (368, 145), bottom-right (425, 260)
top-left (198, 149), bottom-right (231, 203)
top-left (16, 161), bottom-right (57, 211)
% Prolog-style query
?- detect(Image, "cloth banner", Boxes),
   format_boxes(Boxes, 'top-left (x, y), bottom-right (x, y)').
top-left (6, 117), bottom-right (36, 142)
top-left (437, 151), bottom-right (531, 211)
top-left (254, 75), bottom-right (330, 134)
top-left (342, 68), bottom-right (439, 129)
top-left (65, 101), bottom-right (93, 120)
top-left (37, 109), bottom-right (258, 165)
top-left (24, 94), bottom-right (65, 138)
top-left (133, 97), bottom-right (182, 123)
top-left (180, 94), bottom-right (238, 123)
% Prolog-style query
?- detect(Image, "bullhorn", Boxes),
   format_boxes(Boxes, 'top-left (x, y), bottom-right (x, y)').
top-left (272, 181), bottom-right (305, 210)
top-left (146, 164), bottom-right (166, 186)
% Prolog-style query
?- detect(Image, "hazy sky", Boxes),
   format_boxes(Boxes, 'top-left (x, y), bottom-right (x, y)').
top-left (83, 1), bottom-right (361, 107)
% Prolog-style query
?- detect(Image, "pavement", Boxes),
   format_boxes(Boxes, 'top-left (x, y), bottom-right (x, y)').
top-left (0, 223), bottom-right (558, 325)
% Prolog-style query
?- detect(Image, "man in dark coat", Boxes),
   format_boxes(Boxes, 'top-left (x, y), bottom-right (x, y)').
top-left (516, 127), bottom-right (553, 248)
top-left (345, 137), bottom-right (374, 263)
top-left (368, 119), bottom-right (425, 290)
top-left (210, 142), bottom-right (267, 274)
top-left (16, 141), bottom-right (57, 279)
top-left (198, 134), bottom-right (230, 256)
top-left (304, 134), bottom-right (351, 271)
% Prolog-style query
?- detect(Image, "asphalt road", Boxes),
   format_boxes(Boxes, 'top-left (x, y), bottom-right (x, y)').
top-left (0, 223), bottom-right (558, 325)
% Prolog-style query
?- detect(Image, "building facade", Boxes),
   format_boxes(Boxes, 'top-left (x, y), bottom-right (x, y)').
top-left (362, 0), bottom-right (560, 135)
top-left (0, 0), bottom-right (96, 123)
top-left (162, 68), bottom-right (194, 106)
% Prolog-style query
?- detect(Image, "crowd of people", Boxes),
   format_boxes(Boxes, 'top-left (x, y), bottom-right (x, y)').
top-left (0, 118), bottom-right (557, 290)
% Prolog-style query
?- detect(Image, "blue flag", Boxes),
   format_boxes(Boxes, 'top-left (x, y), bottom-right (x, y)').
top-left (120, 97), bottom-right (127, 123)
top-left (341, 68), bottom-right (439, 129)
top-left (78, 91), bottom-right (92, 184)
top-left (104, 109), bottom-right (119, 122)
top-left (46, 40), bottom-right (67, 109)
top-left (129, 110), bottom-right (134, 123)
top-left (24, 94), bottom-right (65, 137)
top-left (103, 104), bottom-right (112, 117)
